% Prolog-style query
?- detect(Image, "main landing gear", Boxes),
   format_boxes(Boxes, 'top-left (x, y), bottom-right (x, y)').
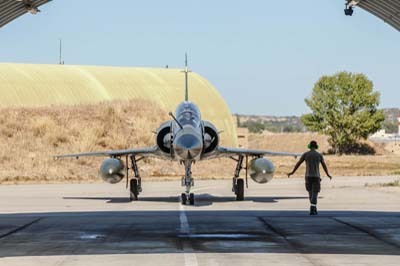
top-left (181, 160), bottom-right (195, 205)
top-left (128, 155), bottom-right (142, 201)
top-left (232, 155), bottom-right (246, 201)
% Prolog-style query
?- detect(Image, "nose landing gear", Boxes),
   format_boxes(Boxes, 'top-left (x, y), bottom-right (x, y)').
top-left (181, 160), bottom-right (195, 205)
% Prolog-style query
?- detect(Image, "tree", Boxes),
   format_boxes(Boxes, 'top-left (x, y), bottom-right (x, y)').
top-left (301, 72), bottom-right (385, 154)
top-left (242, 120), bottom-right (265, 134)
top-left (236, 114), bottom-right (241, 127)
top-left (282, 124), bottom-right (302, 133)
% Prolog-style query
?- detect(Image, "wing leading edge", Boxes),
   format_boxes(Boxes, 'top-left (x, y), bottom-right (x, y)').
top-left (54, 146), bottom-right (160, 159)
top-left (212, 146), bottom-right (301, 158)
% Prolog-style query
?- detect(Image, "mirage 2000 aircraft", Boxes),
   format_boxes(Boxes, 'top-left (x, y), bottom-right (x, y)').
top-left (55, 57), bottom-right (299, 205)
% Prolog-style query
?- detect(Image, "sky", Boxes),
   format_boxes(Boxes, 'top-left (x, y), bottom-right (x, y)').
top-left (0, 0), bottom-right (399, 116)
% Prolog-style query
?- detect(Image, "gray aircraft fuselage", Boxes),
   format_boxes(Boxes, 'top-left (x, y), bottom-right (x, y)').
top-left (171, 101), bottom-right (203, 161)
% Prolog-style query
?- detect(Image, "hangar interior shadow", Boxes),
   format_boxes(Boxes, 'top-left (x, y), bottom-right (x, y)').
top-left (0, 210), bottom-right (399, 257)
top-left (63, 194), bottom-right (311, 206)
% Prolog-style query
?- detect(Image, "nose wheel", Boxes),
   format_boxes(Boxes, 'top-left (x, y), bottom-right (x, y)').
top-left (181, 160), bottom-right (195, 205)
top-left (181, 193), bottom-right (195, 205)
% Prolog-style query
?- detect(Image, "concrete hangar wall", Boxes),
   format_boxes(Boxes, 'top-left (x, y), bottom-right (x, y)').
top-left (0, 63), bottom-right (238, 147)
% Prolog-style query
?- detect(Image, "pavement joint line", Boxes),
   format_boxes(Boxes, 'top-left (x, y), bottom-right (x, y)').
top-left (190, 185), bottom-right (214, 193)
top-left (258, 217), bottom-right (322, 266)
top-left (179, 197), bottom-right (199, 266)
top-left (0, 217), bottom-right (43, 240)
top-left (331, 217), bottom-right (400, 249)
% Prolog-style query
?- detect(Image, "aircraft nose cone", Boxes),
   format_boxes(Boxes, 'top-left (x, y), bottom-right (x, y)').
top-left (174, 134), bottom-right (202, 160)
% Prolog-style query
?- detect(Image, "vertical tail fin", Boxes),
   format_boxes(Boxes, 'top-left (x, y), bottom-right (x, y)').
top-left (59, 39), bottom-right (64, 65)
top-left (184, 53), bottom-right (191, 101)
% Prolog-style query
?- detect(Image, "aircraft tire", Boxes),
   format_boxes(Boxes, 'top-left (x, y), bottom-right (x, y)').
top-left (181, 193), bottom-right (187, 205)
top-left (130, 179), bottom-right (139, 201)
top-left (189, 193), bottom-right (195, 205)
top-left (236, 179), bottom-right (244, 201)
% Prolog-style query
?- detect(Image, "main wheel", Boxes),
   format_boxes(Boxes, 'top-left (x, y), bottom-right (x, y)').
top-left (181, 193), bottom-right (187, 205)
top-left (189, 193), bottom-right (195, 205)
top-left (236, 179), bottom-right (244, 201)
top-left (130, 179), bottom-right (139, 201)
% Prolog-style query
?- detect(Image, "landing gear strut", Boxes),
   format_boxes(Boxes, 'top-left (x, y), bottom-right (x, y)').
top-left (181, 160), bottom-right (195, 205)
top-left (232, 155), bottom-right (245, 201)
top-left (129, 155), bottom-right (142, 201)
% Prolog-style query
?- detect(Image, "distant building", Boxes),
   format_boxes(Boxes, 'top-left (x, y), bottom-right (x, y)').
top-left (370, 129), bottom-right (399, 142)
top-left (371, 129), bottom-right (391, 139)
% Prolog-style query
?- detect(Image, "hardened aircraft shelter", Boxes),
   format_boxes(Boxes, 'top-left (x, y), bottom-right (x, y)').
top-left (0, 63), bottom-right (238, 147)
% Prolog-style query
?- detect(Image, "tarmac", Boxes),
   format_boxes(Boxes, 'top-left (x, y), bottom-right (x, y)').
top-left (0, 176), bottom-right (399, 266)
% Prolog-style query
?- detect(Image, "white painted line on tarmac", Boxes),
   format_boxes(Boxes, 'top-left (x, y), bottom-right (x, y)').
top-left (179, 200), bottom-right (199, 266)
top-left (179, 203), bottom-right (190, 234)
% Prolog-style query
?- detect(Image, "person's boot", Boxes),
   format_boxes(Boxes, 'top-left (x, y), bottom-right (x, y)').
top-left (310, 206), bottom-right (317, 215)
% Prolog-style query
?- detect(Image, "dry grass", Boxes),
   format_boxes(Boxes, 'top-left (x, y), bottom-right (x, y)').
top-left (365, 180), bottom-right (400, 188)
top-left (247, 132), bottom-right (387, 155)
top-left (270, 154), bottom-right (400, 178)
top-left (248, 132), bottom-right (331, 153)
top-left (0, 101), bottom-right (399, 185)
top-left (382, 180), bottom-right (400, 187)
top-left (0, 100), bottom-right (238, 184)
top-left (0, 100), bottom-right (169, 184)
top-left (246, 132), bottom-right (400, 178)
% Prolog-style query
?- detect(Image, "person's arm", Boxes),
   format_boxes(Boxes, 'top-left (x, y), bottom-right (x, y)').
top-left (321, 156), bottom-right (332, 180)
top-left (287, 155), bottom-right (305, 178)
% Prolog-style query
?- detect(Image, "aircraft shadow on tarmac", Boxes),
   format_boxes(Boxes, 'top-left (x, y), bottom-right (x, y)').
top-left (0, 210), bottom-right (399, 257)
top-left (62, 194), bottom-right (311, 206)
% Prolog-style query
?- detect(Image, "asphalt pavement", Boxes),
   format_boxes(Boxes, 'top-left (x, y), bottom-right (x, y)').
top-left (0, 176), bottom-right (399, 266)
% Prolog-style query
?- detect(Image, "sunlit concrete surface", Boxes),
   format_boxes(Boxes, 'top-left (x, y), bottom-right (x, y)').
top-left (0, 176), bottom-right (399, 265)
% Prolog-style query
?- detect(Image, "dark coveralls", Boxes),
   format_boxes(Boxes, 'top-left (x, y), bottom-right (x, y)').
top-left (300, 150), bottom-right (324, 206)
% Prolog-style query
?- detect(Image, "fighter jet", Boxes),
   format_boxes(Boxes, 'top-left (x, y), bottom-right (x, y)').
top-left (55, 56), bottom-right (299, 205)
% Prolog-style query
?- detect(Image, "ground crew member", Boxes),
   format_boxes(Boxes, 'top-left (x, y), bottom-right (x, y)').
top-left (287, 140), bottom-right (332, 215)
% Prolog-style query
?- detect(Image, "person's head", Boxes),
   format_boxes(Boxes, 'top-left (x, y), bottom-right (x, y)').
top-left (308, 140), bottom-right (319, 150)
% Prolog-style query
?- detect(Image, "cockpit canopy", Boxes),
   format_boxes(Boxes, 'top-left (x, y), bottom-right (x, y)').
top-left (175, 101), bottom-right (201, 128)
